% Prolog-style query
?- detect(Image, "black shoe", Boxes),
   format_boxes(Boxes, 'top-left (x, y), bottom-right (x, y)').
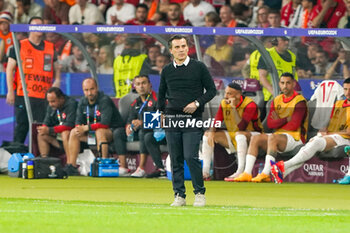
top-left (64, 164), bottom-right (80, 176)
top-left (146, 169), bottom-right (166, 178)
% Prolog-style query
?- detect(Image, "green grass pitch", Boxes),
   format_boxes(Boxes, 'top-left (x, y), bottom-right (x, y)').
top-left (0, 175), bottom-right (350, 233)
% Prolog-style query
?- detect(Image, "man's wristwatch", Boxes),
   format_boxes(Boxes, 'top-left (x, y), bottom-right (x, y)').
top-left (195, 100), bottom-right (200, 108)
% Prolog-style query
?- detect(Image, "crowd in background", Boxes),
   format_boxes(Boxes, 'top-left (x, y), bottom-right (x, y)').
top-left (0, 0), bottom-right (350, 80)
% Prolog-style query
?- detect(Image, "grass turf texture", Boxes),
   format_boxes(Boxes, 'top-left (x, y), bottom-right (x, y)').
top-left (1, 175), bottom-right (350, 233)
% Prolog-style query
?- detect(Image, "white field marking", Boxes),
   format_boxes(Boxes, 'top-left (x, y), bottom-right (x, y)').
top-left (0, 208), bottom-right (341, 217)
top-left (5, 199), bottom-right (346, 213)
top-left (148, 212), bottom-right (341, 217)
top-left (22, 200), bottom-right (340, 213)
top-left (0, 210), bottom-right (62, 214)
top-left (3, 200), bottom-right (348, 217)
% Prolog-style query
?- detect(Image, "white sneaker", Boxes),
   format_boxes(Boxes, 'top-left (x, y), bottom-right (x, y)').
top-left (170, 194), bottom-right (186, 207)
top-left (119, 167), bottom-right (130, 177)
top-left (193, 194), bottom-right (206, 207)
top-left (131, 167), bottom-right (146, 178)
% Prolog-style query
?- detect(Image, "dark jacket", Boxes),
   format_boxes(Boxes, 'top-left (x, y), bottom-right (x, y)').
top-left (76, 91), bottom-right (124, 129)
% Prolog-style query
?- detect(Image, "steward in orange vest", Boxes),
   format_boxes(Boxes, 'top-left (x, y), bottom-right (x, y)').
top-left (5, 17), bottom-right (61, 143)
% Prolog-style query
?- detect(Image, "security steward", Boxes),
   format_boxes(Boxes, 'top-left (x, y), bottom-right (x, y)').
top-left (258, 37), bottom-right (300, 102)
top-left (113, 36), bottom-right (150, 98)
top-left (6, 16), bottom-right (61, 143)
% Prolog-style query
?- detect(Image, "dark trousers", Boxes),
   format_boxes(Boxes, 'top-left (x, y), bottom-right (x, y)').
top-left (144, 132), bottom-right (166, 169)
top-left (113, 128), bottom-right (165, 169)
top-left (14, 96), bottom-right (47, 143)
top-left (166, 128), bottom-right (205, 198)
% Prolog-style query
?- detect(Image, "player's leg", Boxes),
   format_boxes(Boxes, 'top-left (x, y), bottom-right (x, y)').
top-left (263, 133), bottom-right (288, 175)
top-left (284, 136), bottom-right (331, 175)
top-left (260, 133), bottom-right (288, 183)
top-left (225, 131), bottom-right (253, 180)
top-left (235, 134), bottom-right (268, 182)
top-left (272, 135), bottom-right (336, 183)
top-left (201, 130), bottom-right (229, 179)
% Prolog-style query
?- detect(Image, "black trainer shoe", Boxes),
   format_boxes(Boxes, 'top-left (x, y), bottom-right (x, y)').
top-left (146, 169), bottom-right (166, 178)
top-left (64, 164), bottom-right (80, 176)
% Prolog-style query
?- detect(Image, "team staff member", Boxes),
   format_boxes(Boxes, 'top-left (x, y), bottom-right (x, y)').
top-left (113, 75), bottom-right (166, 178)
top-left (158, 35), bottom-right (216, 207)
top-left (271, 78), bottom-right (350, 184)
top-left (66, 78), bottom-right (124, 175)
top-left (6, 16), bottom-right (61, 143)
top-left (37, 87), bottom-right (77, 158)
top-left (201, 83), bottom-right (263, 181)
top-left (234, 72), bottom-right (308, 183)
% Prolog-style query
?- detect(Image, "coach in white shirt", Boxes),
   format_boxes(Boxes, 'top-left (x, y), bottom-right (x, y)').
top-left (106, 0), bottom-right (135, 25)
top-left (183, 0), bottom-right (216, 27)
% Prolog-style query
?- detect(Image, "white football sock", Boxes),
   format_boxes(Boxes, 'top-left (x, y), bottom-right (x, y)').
top-left (284, 164), bottom-right (302, 177)
top-left (244, 154), bottom-right (257, 175)
top-left (347, 158), bottom-right (350, 176)
top-left (284, 136), bottom-right (327, 172)
top-left (202, 135), bottom-right (214, 175)
top-left (262, 155), bottom-right (275, 175)
top-left (235, 134), bottom-right (248, 174)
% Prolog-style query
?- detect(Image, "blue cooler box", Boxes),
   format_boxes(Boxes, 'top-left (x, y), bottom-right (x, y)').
top-left (90, 158), bottom-right (119, 177)
top-left (8, 153), bottom-right (35, 178)
top-left (167, 160), bottom-right (203, 180)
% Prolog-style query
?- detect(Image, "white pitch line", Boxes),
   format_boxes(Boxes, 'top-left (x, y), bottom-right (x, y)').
top-left (3, 200), bottom-right (349, 217)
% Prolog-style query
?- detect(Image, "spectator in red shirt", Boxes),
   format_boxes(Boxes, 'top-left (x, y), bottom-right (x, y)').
top-left (281, 0), bottom-right (303, 27)
top-left (311, 0), bottom-right (346, 28)
top-left (125, 3), bottom-right (155, 25)
top-left (300, 0), bottom-right (318, 28)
